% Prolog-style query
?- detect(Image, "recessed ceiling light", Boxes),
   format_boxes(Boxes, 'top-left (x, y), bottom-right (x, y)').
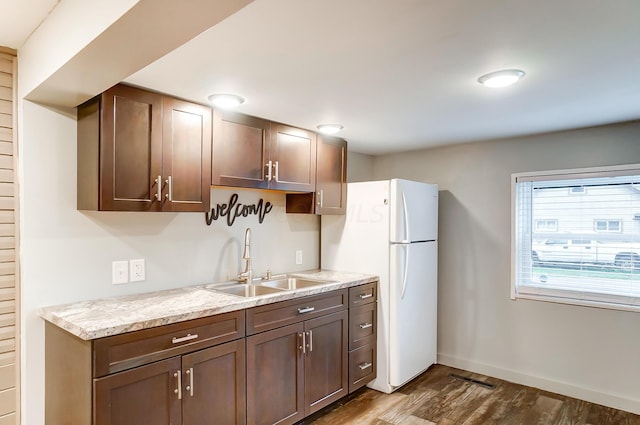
top-left (316, 124), bottom-right (344, 134)
top-left (478, 69), bottom-right (525, 88)
top-left (207, 93), bottom-right (245, 108)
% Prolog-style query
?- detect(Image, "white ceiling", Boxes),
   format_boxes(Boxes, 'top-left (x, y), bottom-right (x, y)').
top-left (5, 0), bottom-right (640, 155)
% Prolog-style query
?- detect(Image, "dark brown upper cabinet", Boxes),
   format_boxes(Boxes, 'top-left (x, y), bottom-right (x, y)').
top-left (77, 84), bottom-right (211, 212)
top-left (212, 110), bottom-right (316, 192)
top-left (286, 135), bottom-right (347, 215)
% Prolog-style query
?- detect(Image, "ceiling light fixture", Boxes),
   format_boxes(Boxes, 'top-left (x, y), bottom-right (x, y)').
top-left (207, 93), bottom-right (246, 108)
top-left (316, 124), bottom-right (344, 134)
top-left (478, 69), bottom-right (525, 88)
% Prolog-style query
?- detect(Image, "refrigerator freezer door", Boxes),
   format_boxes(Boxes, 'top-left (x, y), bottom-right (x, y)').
top-left (389, 241), bottom-right (437, 387)
top-left (390, 179), bottom-right (438, 243)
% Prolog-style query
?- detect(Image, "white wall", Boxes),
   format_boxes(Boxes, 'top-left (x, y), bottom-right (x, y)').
top-left (347, 151), bottom-right (375, 182)
top-left (373, 121), bottom-right (640, 414)
top-left (19, 101), bottom-right (319, 424)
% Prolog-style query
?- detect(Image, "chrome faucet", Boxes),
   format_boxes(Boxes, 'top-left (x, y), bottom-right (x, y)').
top-left (237, 228), bottom-right (253, 284)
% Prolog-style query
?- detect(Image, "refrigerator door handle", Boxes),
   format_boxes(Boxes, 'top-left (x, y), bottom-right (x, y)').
top-left (401, 244), bottom-right (409, 299)
top-left (401, 191), bottom-right (410, 243)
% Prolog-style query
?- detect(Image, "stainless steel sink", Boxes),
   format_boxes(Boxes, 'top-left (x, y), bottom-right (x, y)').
top-left (258, 277), bottom-right (336, 290)
top-left (209, 283), bottom-right (284, 297)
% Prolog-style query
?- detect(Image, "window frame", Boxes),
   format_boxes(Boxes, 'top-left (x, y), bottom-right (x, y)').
top-left (594, 219), bottom-right (622, 233)
top-left (511, 163), bottom-right (640, 312)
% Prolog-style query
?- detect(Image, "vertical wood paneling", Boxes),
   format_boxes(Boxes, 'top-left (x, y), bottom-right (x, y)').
top-left (0, 49), bottom-right (16, 424)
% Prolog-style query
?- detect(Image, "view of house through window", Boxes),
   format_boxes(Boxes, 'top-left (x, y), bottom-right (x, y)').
top-left (513, 165), bottom-right (640, 310)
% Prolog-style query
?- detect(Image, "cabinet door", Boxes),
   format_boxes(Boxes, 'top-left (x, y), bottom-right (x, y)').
top-left (246, 323), bottom-right (304, 425)
top-left (93, 356), bottom-right (181, 425)
top-left (182, 339), bottom-right (246, 425)
top-left (162, 97), bottom-right (212, 212)
top-left (315, 135), bottom-right (347, 214)
top-left (100, 84), bottom-right (163, 211)
top-left (212, 110), bottom-right (270, 189)
top-left (304, 310), bottom-right (348, 415)
top-left (270, 124), bottom-right (316, 192)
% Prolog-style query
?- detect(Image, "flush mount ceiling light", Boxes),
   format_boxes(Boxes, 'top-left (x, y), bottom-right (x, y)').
top-left (207, 93), bottom-right (246, 108)
top-left (316, 124), bottom-right (344, 134)
top-left (477, 69), bottom-right (525, 88)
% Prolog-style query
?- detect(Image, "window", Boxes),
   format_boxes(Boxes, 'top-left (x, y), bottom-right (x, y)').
top-left (594, 219), bottom-right (622, 232)
top-left (535, 219), bottom-right (558, 232)
top-left (512, 164), bottom-right (640, 311)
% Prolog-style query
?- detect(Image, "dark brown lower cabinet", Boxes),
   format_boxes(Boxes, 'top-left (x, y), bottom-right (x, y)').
top-left (246, 311), bottom-right (348, 425)
top-left (94, 357), bottom-right (182, 425)
top-left (94, 339), bottom-right (246, 425)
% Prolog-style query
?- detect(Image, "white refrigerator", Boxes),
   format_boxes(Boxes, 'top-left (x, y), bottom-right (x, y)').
top-left (321, 179), bottom-right (438, 393)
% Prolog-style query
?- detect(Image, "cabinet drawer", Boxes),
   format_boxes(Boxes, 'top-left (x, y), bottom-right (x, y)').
top-left (93, 311), bottom-right (245, 377)
top-left (349, 343), bottom-right (376, 393)
top-left (348, 282), bottom-right (377, 307)
top-left (246, 290), bottom-right (348, 335)
top-left (349, 303), bottom-right (376, 350)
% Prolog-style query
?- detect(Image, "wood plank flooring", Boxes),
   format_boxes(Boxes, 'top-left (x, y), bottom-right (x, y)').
top-left (300, 364), bottom-right (640, 425)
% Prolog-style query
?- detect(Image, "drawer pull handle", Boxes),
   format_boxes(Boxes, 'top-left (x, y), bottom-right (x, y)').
top-left (359, 323), bottom-right (373, 329)
top-left (172, 333), bottom-right (199, 344)
top-left (359, 293), bottom-right (373, 300)
top-left (298, 306), bottom-right (315, 314)
top-left (358, 362), bottom-right (373, 371)
top-left (186, 367), bottom-right (194, 397)
top-left (174, 371), bottom-right (182, 399)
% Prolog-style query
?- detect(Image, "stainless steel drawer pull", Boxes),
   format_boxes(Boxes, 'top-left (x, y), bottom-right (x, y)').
top-left (155, 175), bottom-right (162, 201)
top-left (186, 367), bottom-right (194, 396)
top-left (298, 306), bottom-right (315, 314)
top-left (172, 333), bottom-right (199, 344)
top-left (174, 371), bottom-right (182, 399)
top-left (359, 323), bottom-right (373, 329)
top-left (358, 362), bottom-right (373, 370)
top-left (359, 293), bottom-right (373, 300)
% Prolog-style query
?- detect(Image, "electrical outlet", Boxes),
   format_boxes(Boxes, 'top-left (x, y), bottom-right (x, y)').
top-left (295, 250), bottom-right (303, 265)
top-left (112, 261), bottom-right (129, 284)
top-left (130, 259), bottom-right (146, 282)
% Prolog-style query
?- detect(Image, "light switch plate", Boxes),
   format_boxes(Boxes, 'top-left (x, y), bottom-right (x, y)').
top-left (295, 250), bottom-right (303, 265)
top-left (130, 259), bottom-right (145, 282)
top-left (112, 261), bottom-right (129, 284)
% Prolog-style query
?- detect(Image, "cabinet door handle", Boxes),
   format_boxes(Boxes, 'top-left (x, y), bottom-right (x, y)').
top-left (172, 333), bottom-right (198, 344)
top-left (358, 362), bottom-right (373, 371)
top-left (359, 293), bottom-right (373, 300)
top-left (307, 330), bottom-right (313, 352)
top-left (155, 175), bottom-right (163, 201)
top-left (359, 323), bottom-right (373, 329)
top-left (185, 367), bottom-right (194, 397)
top-left (297, 306), bottom-right (315, 314)
top-left (274, 161), bottom-right (279, 182)
top-left (174, 371), bottom-right (182, 399)
top-left (165, 176), bottom-right (173, 201)
top-left (266, 160), bottom-right (273, 181)
top-left (301, 331), bottom-right (306, 354)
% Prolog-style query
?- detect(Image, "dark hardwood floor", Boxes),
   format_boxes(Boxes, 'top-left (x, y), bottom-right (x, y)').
top-left (300, 364), bottom-right (640, 425)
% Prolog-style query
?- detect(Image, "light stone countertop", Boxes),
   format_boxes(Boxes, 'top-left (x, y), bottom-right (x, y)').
top-left (39, 270), bottom-right (378, 340)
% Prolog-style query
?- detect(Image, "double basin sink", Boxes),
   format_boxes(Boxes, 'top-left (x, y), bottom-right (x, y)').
top-left (207, 275), bottom-right (336, 298)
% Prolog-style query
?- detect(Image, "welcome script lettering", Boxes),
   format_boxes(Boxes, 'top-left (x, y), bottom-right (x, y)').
top-left (205, 193), bottom-right (274, 226)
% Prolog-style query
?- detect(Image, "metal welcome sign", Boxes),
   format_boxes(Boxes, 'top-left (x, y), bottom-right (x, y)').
top-left (205, 193), bottom-right (273, 226)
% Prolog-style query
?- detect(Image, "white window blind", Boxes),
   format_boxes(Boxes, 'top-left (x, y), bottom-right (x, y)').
top-left (512, 165), bottom-right (640, 310)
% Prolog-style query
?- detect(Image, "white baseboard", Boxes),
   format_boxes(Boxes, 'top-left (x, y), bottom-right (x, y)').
top-left (437, 353), bottom-right (640, 415)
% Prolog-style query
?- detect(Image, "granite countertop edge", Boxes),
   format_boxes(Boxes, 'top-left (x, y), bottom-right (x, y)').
top-left (39, 270), bottom-right (378, 340)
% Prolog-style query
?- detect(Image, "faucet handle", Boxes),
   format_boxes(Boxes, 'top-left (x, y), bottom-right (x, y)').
top-left (262, 269), bottom-right (272, 280)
